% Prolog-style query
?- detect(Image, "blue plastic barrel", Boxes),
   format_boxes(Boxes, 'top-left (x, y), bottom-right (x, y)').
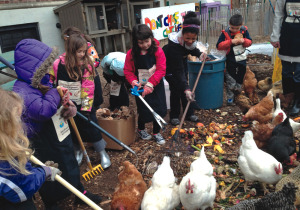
top-left (188, 56), bottom-right (226, 109)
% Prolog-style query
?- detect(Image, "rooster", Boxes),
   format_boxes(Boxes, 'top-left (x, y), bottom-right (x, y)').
top-left (251, 112), bottom-right (284, 149)
top-left (242, 91), bottom-right (274, 123)
top-left (179, 147), bottom-right (216, 210)
top-left (243, 66), bottom-right (259, 104)
top-left (141, 156), bottom-right (180, 210)
top-left (267, 117), bottom-right (296, 165)
top-left (111, 161), bottom-right (147, 210)
top-left (238, 131), bottom-right (283, 194)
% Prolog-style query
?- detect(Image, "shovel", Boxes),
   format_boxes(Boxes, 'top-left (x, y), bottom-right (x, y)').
top-left (29, 154), bottom-right (103, 210)
top-left (57, 86), bottom-right (103, 181)
top-left (171, 54), bottom-right (208, 143)
top-left (131, 85), bottom-right (167, 130)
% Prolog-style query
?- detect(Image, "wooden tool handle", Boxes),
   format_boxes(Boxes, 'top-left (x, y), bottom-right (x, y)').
top-left (57, 86), bottom-right (93, 171)
top-left (30, 155), bottom-right (102, 210)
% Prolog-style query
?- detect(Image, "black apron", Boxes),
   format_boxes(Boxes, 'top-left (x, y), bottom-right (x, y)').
top-left (30, 120), bottom-right (83, 205)
top-left (56, 61), bottom-right (102, 143)
top-left (279, 0), bottom-right (300, 56)
top-left (135, 53), bottom-right (167, 123)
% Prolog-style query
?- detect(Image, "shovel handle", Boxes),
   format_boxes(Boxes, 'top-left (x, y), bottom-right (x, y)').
top-left (177, 54), bottom-right (208, 131)
top-left (29, 155), bottom-right (103, 210)
top-left (57, 86), bottom-right (93, 171)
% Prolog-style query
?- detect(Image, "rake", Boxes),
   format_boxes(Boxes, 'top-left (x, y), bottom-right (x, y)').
top-left (29, 154), bottom-right (103, 210)
top-left (57, 86), bottom-right (103, 181)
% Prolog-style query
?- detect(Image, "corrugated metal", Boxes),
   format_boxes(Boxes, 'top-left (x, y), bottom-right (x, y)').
top-left (58, 2), bottom-right (86, 33)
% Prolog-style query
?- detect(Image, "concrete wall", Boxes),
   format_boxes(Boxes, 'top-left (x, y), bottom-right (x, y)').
top-left (0, 6), bottom-right (65, 54)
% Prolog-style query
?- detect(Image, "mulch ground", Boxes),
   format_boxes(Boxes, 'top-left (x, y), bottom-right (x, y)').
top-left (33, 52), bottom-right (299, 210)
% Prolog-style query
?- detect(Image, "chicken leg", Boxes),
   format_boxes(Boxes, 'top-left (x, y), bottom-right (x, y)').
top-left (261, 182), bottom-right (270, 195)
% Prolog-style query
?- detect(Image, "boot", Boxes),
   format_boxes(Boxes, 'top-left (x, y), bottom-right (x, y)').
top-left (290, 82), bottom-right (300, 116)
top-left (99, 150), bottom-right (111, 169)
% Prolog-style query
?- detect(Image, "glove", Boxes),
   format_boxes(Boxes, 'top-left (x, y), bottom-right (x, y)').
top-left (142, 85), bottom-right (154, 97)
top-left (42, 161), bottom-right (62, 181)
top-left (60, 87), bottom-right (70, 107)
top-left (184, 90), bottom-right (195, 101)
top-left (60, 100), bottom-right (77, 120)
top-left (131, 80), bottom-right (141, 89)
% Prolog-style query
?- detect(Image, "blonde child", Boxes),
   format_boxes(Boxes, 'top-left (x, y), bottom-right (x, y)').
top-left (13, 39), bottom-right (101, 208)
top-left (0, 88), bottom-right (61, 210)
top-left (124, 24), bottom-right (167, 145)
top-left (51, 34), bottom-right (111, 169)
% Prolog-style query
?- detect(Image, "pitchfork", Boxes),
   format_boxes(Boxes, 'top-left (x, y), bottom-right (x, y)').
top-left (57, 86), bottom-right (103, 181)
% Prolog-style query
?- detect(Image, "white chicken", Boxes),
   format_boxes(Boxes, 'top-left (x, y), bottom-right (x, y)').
top-left (272, 98), bottom-right (300, 134)
top-left (141, 156), bottom-right (180, 210)
top-left (238, 131), bottom-right (283, 195)
top-left (179, 147), bottom-right (216, 210)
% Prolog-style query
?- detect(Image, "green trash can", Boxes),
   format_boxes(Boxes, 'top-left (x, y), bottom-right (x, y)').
top-left (188, 56), bottom-right (226, 109)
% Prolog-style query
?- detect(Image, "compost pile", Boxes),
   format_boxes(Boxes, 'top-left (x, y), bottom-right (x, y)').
top-left (96, 106), bottom-right (133, 120)
top-left (33, 53), bottom-right (300, 210)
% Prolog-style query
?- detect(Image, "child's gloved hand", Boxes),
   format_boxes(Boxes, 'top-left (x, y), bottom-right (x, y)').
top-left (131, 80), bottom-right (141, 89)
top-left (43, 161), bottom-right (62, 181)
top-left (200, 52), bottom-right (207, 61)
top-left (60, 100), bottom-right (77, 120)
top-left (184, 89), bottom-right (195, 101)
top-left (60, 87), bottom-right (70, 107)
top-left (142, 84), bottom-right (154, 97)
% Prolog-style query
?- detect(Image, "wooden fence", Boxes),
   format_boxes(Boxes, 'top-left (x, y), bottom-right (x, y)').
top-left (159, 2), bottom-right (275, 50)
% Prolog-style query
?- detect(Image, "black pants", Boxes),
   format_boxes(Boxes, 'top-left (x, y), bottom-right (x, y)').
top-left (138, 118), bottom-right (161, 134)
top-left (0, 197), bottom-right (36, 210)
top-left (226, 60), bottom-right (246, 84)
top-left (165, 76), bottom-right (193, 119)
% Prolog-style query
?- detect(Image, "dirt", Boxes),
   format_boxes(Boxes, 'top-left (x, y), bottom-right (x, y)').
top-left (33, 52), bottom-right (299, 210)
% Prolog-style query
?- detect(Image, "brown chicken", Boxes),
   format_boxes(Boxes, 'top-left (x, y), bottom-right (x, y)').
top-left (269, 80), bottom-right (283, 98)
top-left (279, 93), bottom-right (295, 110)
top-left (111, 161), bottom-right (147, 210)
top-left (252, 112), bottom-right (284, 149)
top-left (243, 66), bottom-right (259, 104)
top-left (236, 91), bottom-right (253, 113)
top-left (258, 77), bottom-right (273, 92)
top-left (242, 91), bottom-right (274, 123)
top-left (187, 54), bottom-right (198, 62)
top-left (234, 33), bottom-right (243, 40)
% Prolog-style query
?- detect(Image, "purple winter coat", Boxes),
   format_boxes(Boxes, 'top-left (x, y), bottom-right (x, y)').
top-left (13, 39), bottom-right (61, 137)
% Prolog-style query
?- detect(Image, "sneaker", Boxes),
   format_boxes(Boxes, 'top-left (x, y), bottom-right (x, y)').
top-left (153, 133), bottom-right (166, 145)
top-left (170, 118), bottom-right (180, 125)
top-left (138, 129), bottom-right (152, 140)
top-left (74, 191), bottom-right (102, 205)
top-left (227, 98), bottom-right (235, 106)
top-left (187, 115), bottom-right (198, 122)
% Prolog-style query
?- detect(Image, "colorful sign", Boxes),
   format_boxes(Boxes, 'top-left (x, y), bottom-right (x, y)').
top-left (141, 3), bottom-right (195, 40)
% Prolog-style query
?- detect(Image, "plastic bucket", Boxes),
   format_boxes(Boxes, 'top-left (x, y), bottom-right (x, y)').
top-left (188, 56), bottom-right (226, 109)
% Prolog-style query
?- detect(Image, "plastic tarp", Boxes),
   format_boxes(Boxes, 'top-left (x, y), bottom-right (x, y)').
top-left (101, 52), bottom-right (126, 76)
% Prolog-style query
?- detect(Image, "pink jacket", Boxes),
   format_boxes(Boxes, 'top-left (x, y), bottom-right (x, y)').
top-left (50, 55), bottom-right (95, 112)
top-left (123, 42), bottom-right (166, 87)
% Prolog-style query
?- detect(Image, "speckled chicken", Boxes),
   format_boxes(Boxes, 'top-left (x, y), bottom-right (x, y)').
top-left (227, 183), bottom-right (297, 210)
top-left (242, 91), bottom-right (274, 123)
top-left (252, 112), bottom-right (284, 149)
top-left (243, 66), bottom-right (259, 104)
top-left (111, 161), bottom-right (147, 210)
top-left (276, 165), bottom-right (300, 205)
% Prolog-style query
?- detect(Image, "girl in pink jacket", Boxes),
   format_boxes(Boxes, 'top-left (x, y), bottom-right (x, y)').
top-left (124, 24), bottom-right (167, 145)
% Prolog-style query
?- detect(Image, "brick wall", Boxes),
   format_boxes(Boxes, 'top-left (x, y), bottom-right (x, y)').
top-left (0, 0), bottom-right (62, 4)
